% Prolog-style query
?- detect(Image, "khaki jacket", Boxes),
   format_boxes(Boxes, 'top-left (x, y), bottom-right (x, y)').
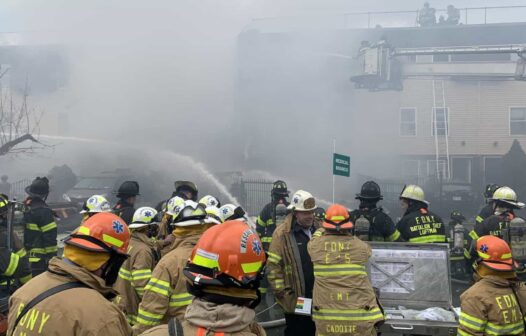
top-left (267, 214), bottom-right (319, 313)
top-left (308, 229), bottom-right (384, 335)
top-left (140, 298), bottom-right (266, 336)
top-left (7, 257), bottom-right (132, 336)
top-left (459, 275), bottom-right (526, 336)
top-left (132, 234), bottom-right (199, 335)
top-left (115, 232), bottom-right (158, 325)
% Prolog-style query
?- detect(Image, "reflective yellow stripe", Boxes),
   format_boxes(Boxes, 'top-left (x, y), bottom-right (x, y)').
top-left (464, 248), bottom-right (471, 259)
top-left (261, 237), bottom-right (273, 243)
top-left (102, 234), bottom-right (124, 248)
top-left (313, 230), bottom-right (323, 238)
top-left (78, 226), bottom-right (90, 235)
top-left (45, 246), bottom-right (58, 254)
top-left (136, 308), bottom-right (163, 326)
top-left (256, 216), bottom-right (266, 227)
top-left (409, 235), bottom-right (446, 243)
top-left (15, 249), bottom-right (27, 257)
top-left (3, 253), bottom-right (19, 277)
top-left (169, 292), bottom-right (193, 307)
top-left (268, 252), bottom-right (282, 264)
top-left (192, 254), bottom-right (220, 270)
top-left (313, 307), bottom-right (384, 321)
top-left (457, 329), bottom-right (472, 336)
top-left (478, 251), bottom-right (491, 259)
top-left (29, 257), bottom-right (41, 263)
top-left (241, 261), bottom-right (263, 273)
top-left (476, 216), bottom-right (484, 224)
top-left (485, 320), bottom-right (524, 335)
top-left (501, 253), bottom-right (512, 260)
top-left (25, 223), bottom-right (40, 231)
top-left (119, 269), bottom-right (132, 281)
top-left (145, 278), bottom-right (171, 297)
top-left (469, 230), bottom-right (479, 240)
top-left (459, 312), bottom-right (485, 332)
top-left (387, 230), bottom-right (401, 242)
top-left (132, 269), bottom-right (152, 281)
top-left (127, 314), bottom-right (137, 325)
top-left (313, 263), bottom-right (366, 276)
top-left (329, 215), bottom-right (346, 221)
top-left (20, 274), bottom-right (32, 284)
top-left (41, 222), bottom-right (57, 233)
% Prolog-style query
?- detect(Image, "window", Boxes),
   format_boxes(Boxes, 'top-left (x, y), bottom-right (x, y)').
top-left (451, 158), bottom-right (471, 183)
top-left (432, 107), bottom-right (449, 136)
top-left (484, 157), bottom-right (502, 186)
top-left (510, 107), bottom-right (526, 135)
top-left (427, 160), bottom-right (447, 180)
top-left (400, 108), bottom-right (416, 136)
top-left (432, 54), bottom-right (450, 63)
top-left (402, 160), bottom-right (420, 184)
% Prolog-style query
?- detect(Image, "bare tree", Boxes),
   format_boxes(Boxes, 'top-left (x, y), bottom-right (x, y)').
top-left (0, 67), bottom-right (47, 156)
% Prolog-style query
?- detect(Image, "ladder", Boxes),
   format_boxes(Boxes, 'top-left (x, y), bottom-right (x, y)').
top-left (432, 79), bottom-right (451, 181)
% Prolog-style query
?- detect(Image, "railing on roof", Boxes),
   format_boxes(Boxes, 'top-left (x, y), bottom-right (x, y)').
top-left (246, 5), bottom-right (526, 31)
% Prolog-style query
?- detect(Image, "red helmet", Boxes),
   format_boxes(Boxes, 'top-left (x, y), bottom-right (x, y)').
top-left (184, 220), bottom-right (266, 289)
top-left (65, 212), bottom-right (130, 255)
top-left (323, 204), bottom-right (353, 231)
top-left (476, 235), bottom-right (517, 272)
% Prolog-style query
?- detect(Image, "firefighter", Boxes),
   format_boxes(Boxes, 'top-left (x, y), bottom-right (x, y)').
top-left (79, 194), bottom-right (112, 223)
top-left (7, 212), bottom-right (132, 335)
top-left (257, 180), bottom-right (290, 251)
top-left (115, 207), bottom-right (160, 325)
top-left (0, 195), bottom-right (32, 332)
top-left (476, 184), bottom-right (501, 226)
top-left (113, 180), bottom-right (140, 224)
top-left (156, 195), bottom-right (185, 249)
top-left (458, 235), bottom-right (526, 336)
top-left (140, 220), bottom-right (267, 336)
top-left (473, 186), bottom-right (524, 240)
top-left (396, 185), bottom-right (446, 243)
top-left (198, 195), bottom-right (221, 208)
top-left (0, 176), bottom-right (10, 197)
top-left (174, 181), bottom-right (198, 201)
top-left (133, 200), bottom-right (218, 335)
top-left (418, 2), bottom-right (436, 27)
top-left (349, 181), bottom-right (401, 241)
top-left (267, 190), bottom-right (319, 336)
top-left (220, 204), bottom-right (248, 222)
top-left (308, 204), bottom-right (384, 335)
top-left (22, 177), bottom-right (57, 276)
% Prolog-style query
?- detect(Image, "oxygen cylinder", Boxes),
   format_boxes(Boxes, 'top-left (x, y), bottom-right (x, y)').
top-left (507, 217), bottom-right (526, 264)
top-left (453, 223), bottom-right (464, 251)
top-left (274, 203), bottom-right (288, 227)
top-left (354, 215), bottom-right (371, 241)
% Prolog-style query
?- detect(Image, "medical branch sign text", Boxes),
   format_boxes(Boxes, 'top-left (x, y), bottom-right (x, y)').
top-left (333, 153), bottom-right (350, 177)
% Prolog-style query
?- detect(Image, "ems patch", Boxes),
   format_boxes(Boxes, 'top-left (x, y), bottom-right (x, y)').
top-left (240, 229), bottom-right (253, 253)
top-left (112, 220), bottom-right (124, 234)
top-left (480, 244), bottom-right (489, 253)
top-left (252, 239), bottom-right (262, 256)
top-left (144, 210), bottom-right (153, 218)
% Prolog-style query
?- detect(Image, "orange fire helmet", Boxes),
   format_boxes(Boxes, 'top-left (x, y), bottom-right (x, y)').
top-left (323, 204), bottom-right (353, 231)
top-left (476, 235), bottom-right (517, 272)
top-left (184, 220), bottom-right (266, 289)
top-left (65, 212), bottom-right (130, 255)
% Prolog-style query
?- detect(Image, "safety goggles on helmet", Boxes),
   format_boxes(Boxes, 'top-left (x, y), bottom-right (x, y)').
top-left (322, 204), bottom-right (353, 231)
top-left (184, 220), bottom-right (266, 289)
top-left (475, 235), bottom-right (518, 272)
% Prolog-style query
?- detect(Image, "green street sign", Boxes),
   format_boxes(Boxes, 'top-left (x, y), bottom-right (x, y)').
top-left (333, 153), bottom-right (350, 177)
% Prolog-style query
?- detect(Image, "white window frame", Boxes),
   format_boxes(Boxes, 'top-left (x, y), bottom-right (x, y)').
top-left (432, 107), bottom-right (449, 136)
top-left (451, 157), bottom-right (472, 183)
top-left (509, 107), bottom-right (526, 136)
top-left (399, 107), bottom-right (417, 137)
